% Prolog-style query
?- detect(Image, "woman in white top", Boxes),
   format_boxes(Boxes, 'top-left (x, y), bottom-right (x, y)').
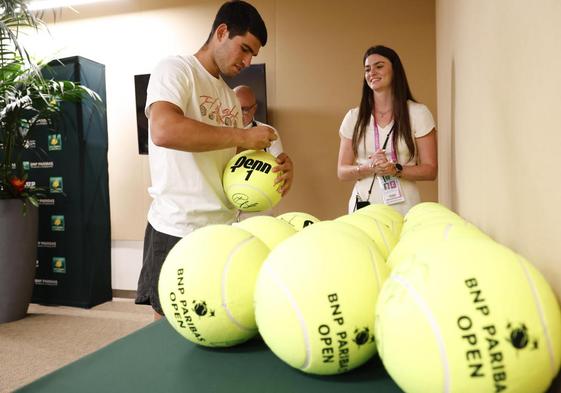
top-left (337, 45), bottom-right (438, 215)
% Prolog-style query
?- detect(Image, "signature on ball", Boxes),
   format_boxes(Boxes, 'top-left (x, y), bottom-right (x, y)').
top-left (232, 193), bottom-right (259, 209)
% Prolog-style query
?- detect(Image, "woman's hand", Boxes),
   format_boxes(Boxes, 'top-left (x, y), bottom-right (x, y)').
top-left (370, 149), bottom-right (391, 175)
top-left (375, 161), bottom-right (397, 176)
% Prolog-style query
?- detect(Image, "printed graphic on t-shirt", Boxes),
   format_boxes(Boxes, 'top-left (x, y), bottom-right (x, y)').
top-left (199, 95), bottom-right (239, 127)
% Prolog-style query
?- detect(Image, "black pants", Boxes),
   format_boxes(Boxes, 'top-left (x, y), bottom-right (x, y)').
top-left (135, 223), bottom-right (182, 315)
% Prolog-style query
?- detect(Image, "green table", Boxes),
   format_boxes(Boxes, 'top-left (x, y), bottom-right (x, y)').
top-left (17, 319), bottom-right (403, 393)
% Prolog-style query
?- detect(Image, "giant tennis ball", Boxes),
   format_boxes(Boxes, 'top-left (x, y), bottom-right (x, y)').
top-left (158, 224), bottom-right (269, 347)
top-left (376, 237), bottom-right (561, 393)
top-left (387, 221), bottom-right (491, 270)
top-left (223, 150), bottom-right (281, 212)
top-left (254, 222), bottom-right (388, 375)
top-left (276, 211), bottom-right (320, 231)
top-left (234, 215), bottom-right (297, 251)
top-left (405, 201), bottom-right (452, 217)
top-left (335, 213), bottom-right (398, 259)
top-left (353, 203), bottom-right (403, 236)
top-left (401, 202), bottom-right (465, 238)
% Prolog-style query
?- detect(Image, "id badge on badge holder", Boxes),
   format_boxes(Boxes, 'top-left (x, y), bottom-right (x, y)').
top-left (378, 175), bottom-right (405, 205)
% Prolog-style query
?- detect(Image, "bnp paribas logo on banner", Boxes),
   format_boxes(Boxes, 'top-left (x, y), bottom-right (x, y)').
top-left (51, 215), bottom-right (65, 232)
top-left (49, 177), bottom-right (63, 193)
top-left (52, 257), bottom-right (66, 274)
top-left (48, 134), bottom-right (62, 151)
top-left (23, 161), bottom-right (30, 170)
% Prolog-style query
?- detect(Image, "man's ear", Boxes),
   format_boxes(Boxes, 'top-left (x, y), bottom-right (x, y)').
top-left (215, 23), bottom-right (229, 42)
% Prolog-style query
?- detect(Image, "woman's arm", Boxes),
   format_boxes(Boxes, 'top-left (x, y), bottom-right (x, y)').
top-left (337, 136), bottom-right (375, 181)
top-left (374, 129), bottom-right (438, 180)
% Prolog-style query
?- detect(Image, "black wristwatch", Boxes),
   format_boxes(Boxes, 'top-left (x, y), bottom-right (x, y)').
top-left (395, 163), bottom-right (403, 177)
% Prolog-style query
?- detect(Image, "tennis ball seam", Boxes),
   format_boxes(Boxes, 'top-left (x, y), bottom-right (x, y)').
top-left (374, 220), bottom-right (390, 255)
top-left (226, 183), bottom-right (273, 210)
top-left (442, 223), bottom-right (453, 240)
top-left (391, 273), bottom-right (451, 393)
top-left (261, 262), bottom-right (312, 370)
top-left (515, 255), bottom-right (556, 374)
top-left (221, 235), bottom-right (259, 332)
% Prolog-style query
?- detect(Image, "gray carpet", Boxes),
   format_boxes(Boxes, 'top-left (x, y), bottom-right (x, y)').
top-left (0, 299), bottom-right (153, 392)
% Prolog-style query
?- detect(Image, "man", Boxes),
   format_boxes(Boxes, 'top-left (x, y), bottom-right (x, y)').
top-left (234, 85), bottom-right (284, 158)
top-left (136, 1), bottom-right (294, 319)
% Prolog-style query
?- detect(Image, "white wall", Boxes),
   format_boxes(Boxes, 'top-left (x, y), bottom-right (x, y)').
top-left (110, 241), bottom-right (142, 290)
top-left (436, 0), bottom-right (561, 300)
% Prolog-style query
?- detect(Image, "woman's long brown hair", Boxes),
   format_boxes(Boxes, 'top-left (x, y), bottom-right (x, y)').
top-left (352, 45), bottom-right (416, 162)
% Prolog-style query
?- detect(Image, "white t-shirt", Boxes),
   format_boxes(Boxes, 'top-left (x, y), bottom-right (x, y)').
top-left (146, 55), bottom-right (242, 237)
top-left (339, 100), bottom-right (435, 215)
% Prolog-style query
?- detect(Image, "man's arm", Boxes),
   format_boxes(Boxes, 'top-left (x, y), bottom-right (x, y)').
top-left (149, 101), bottom-right (276, 152)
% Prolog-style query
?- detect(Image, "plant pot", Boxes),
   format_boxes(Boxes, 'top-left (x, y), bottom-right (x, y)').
top-left (0, 199), bottom-right (38, 323)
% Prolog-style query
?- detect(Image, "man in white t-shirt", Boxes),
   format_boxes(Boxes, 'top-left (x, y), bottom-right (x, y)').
top-left (136, 1), bottom-right (294, 319)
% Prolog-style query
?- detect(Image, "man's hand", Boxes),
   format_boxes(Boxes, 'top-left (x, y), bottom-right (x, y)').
top-left (272, 153), bottom-right (294, 196)
top-left (240, 125), bottom-right (277, 150)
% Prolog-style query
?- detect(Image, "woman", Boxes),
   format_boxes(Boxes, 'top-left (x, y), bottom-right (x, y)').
top-left (337, 45), bottom-right (437, 215)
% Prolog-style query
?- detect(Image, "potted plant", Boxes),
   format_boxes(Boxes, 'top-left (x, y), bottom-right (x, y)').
top-left (0, 0), bottom-right (99, 323)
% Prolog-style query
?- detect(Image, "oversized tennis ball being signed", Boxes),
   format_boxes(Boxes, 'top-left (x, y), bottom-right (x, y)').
top-left (223, 150), bottom-right (282, 212)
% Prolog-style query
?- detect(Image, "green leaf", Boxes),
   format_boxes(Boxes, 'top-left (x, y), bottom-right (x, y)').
top-left (28, 195), bottom-right (39, 208)
top-left (0, 0), bottom-right (102, 205)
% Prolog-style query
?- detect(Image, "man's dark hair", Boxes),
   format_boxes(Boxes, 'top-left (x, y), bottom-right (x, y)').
top-left (206, 1), bottom-right (267, 46)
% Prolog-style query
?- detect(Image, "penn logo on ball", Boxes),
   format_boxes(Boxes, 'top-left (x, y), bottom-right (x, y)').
top-left (223, 150), bottom-right (282, 212)
top-left (229, 153), bottom-right (272, 178)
